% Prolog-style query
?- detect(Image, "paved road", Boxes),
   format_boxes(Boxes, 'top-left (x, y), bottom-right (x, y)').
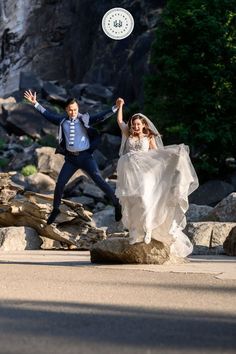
top-left (0, 251), bottom-right (235, 354)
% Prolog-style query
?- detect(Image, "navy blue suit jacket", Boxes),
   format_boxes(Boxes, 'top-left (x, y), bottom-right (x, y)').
top-left (34, 103), bottom-right (115, 155)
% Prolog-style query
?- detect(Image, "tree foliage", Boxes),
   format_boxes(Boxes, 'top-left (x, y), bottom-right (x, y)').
top-left (144, 0), bottom-right (236, 181)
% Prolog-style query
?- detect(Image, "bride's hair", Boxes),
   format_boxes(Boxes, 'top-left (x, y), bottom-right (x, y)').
top-left (128, 114), bottom-right (158, 138)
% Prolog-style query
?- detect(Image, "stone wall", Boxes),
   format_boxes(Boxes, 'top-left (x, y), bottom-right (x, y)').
top-left (0, 0), bottom-right (164, 103)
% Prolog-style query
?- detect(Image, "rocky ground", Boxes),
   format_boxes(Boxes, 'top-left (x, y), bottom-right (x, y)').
top-left (0, 166), bottom-right (236, 261)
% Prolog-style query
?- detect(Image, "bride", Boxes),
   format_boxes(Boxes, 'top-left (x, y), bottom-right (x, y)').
top-left (115, 98), bottom-right (199, 258)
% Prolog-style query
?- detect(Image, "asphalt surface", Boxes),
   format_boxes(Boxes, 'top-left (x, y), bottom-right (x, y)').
top-left (0, 251), bottom-right (235, 354)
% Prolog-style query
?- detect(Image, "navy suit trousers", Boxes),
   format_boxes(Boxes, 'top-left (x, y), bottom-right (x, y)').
top-left (53, 151), bottom-right (118, 209)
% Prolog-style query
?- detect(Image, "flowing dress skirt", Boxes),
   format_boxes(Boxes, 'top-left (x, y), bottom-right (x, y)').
top-left (115, 144), bottom-right (199, 257)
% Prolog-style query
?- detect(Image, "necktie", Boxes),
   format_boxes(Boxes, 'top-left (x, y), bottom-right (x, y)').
top-left (69, 120), bottom-right (75, 147)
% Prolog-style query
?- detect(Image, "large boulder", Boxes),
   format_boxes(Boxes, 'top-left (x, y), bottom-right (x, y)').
top-left (189, 180), bottom-right (235, 206)
top-left (0, 226), bottom-right (42, 251)
top-left (185, 222), bottom-right (236, 255)
top-left (7, 142), bottom-right (39, 171)
top-left (101, 159), bottom-right (119, 179)
top-left (25, 172), bottom-right (56, 194)
top-left (19, 71), bottom-right (43, 91)
top-left (186, 204), bottom-right (213, 222)
top-left (99, 134), bottom-right (121, 160)
top-left (223, 226), bottom-right (236, 256)
top-left (83, 84), bottom-right (113, 103)
top-left (93, 149), bottom-right (107, 170)
top-left (70, 195), bottom-right (95, 209)
top-left (206, 193), bottom-right (236, 222)
top-left (92, 207), bottom-right (125, 233)
top-left (2, 103), bottom-right (58, 138)
top-left (227, 171), bottom-right (236, 190)
top-left (90, 237), bottom-right (172, 264)
top-left (42, 81), bottom-right (68, 104)
top-left (35, 146), bottom-right (64, 179)
top-left (35, 146), bottom-right (85, 184)
top-left (81, 181), bottom-right (106, 200)
top-left (69, 83), bottom-right (88, 100)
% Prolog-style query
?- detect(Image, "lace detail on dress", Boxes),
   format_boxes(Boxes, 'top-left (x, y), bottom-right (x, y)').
top-left (127, 137), bottom-right (149, 152)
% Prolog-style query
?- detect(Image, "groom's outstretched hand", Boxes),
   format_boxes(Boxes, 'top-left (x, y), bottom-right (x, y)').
top-left (24, 90), bottom-right (37, 105)
top-left (116, 97), bottom-right (125, 109)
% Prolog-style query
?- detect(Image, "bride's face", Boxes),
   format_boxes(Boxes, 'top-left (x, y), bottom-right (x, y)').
top-left (131, 118), bottom-right (145, 135)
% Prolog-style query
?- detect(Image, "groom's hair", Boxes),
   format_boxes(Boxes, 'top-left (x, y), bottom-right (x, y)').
top-left (65, 98), bottom-right (79, 108)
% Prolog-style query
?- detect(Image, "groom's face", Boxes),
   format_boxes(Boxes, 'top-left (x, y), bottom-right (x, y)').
top-left (66, 102), bottom-right (79, 119)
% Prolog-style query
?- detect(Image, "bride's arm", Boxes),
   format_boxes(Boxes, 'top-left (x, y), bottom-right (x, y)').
top-left (149, 136), bottom-right (158, 150)
top-left (116, 98), bottom-right (129, 137)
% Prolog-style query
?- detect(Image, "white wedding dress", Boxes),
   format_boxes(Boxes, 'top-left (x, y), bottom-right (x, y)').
top-left (115, 136), bottom-right (199, 257)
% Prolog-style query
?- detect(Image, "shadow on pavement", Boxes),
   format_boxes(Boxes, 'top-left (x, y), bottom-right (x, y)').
top-left (0, 300), bottom-right (235, 354)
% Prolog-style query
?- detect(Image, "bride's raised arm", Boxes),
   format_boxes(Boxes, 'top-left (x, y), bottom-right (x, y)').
top-left (116, 98), bottom-right (129, 137)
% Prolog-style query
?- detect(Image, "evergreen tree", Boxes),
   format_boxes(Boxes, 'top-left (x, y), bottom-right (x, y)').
top-left (145, 0), bottom-right (236, 180)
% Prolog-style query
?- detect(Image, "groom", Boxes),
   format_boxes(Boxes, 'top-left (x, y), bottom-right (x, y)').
top-left (24, 90), bottom-right (122, 224)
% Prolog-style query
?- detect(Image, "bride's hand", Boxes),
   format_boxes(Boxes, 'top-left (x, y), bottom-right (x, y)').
top-left (116, 97), bottom-right (125, 108)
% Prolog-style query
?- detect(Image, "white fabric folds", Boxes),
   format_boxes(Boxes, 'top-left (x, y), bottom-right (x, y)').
top-left (115, 136), bottom-right (199, 258)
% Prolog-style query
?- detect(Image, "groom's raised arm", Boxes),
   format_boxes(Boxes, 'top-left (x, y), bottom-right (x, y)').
top-left (24, 90), bottom-right (64, 125)
top-left (34, 102), bottom-right (64, 125)
top-left (88, 105), bottom-right (118, 125)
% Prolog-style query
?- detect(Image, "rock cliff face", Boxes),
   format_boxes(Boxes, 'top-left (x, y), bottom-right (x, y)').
top-left (0, 0), bottom-right (164, 102)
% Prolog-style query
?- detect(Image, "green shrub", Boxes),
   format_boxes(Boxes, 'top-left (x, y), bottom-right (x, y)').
top-left (0, 157), bottom-right (9, 168)
top-left (0, 138), bottom-right (6, 151)
top-left (21, 164), bottom-right (37, 176)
